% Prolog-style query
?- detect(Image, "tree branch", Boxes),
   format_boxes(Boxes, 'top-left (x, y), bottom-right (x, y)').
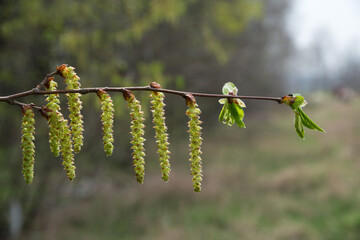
top-left (0, 84), bottom-right (283, 106)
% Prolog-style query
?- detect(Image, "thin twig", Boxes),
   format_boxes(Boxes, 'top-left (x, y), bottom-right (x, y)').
top-left (35, 71), bottom-right (58, 90)
top-left (0, 86), bottom-right (283, 104)
top-left (0, 70), bottom-right (283, 112)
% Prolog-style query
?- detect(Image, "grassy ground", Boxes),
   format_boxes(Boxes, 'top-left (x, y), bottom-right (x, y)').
top-left (26, 93), bottom-right (360, 240)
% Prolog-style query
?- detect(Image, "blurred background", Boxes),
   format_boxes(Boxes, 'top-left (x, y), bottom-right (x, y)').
top-left (0, 0), bottom-right (359, 239)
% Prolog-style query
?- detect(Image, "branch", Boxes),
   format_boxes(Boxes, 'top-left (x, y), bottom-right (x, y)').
top-left (0, 82), bottom-right (283, 107)
top-left (5, 65), bottom-right (324, 189)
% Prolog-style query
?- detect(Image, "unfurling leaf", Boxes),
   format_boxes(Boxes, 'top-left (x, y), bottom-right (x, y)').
top-left (294, 113), bottom-right (304, 139)
top-left (218, 82), bottom-right (246, 127)
top-left (228, 102), bottom-right (245, 128)
top-left (297, 108), bottom-right (325, 132)
top-left (282, 94), bottom-right (325, 139)
top-left (222, 82), bottom-right (238, 95)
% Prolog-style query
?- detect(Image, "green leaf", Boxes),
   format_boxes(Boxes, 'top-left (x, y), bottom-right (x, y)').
top-left (218, 98), bottom-right (227, 104)
top-left (222, 82), bottom-right (238, 95)
top-left (297, 108), bottom-right (325, 132)
top-left (219, 102), bottom-right (228, 123)
top-left (219, 82), bottom-right (246, 127)
top-left (291, 95), bottom-right (305, 109)
top-left (294, 113), bottom-right (304, 139)
top-left (228, 103), bottom-right (245, 128)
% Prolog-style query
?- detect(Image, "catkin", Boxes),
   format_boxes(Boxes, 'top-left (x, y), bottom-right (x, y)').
top-left (185, 94), bottom-right (203, 192)
top-left (21, 106), bottom-right (36, 184)
top-left (59, 65), bottom-right (84, 153)
top-left (150, 89), bottom-right (171, 182)
top-left (60, 119), bottom-right (76, 181)
top-left (97, 90), bottom-right (115, 156)
top-left (45, 77), bottom-right (62, 157)
top-left (124, 90), bottom-right (146, 184)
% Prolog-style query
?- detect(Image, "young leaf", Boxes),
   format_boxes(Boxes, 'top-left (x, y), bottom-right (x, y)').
top-left (294, 113), bottom-right (304, 139)
top-left (222, 82), bottom-right (238, 95)
top-left (282, 94), bottom-right (325, 139)
top-left (218, 82), bottom-right (246, 128)
top-left (219, 102), bottom-right (228, 123)
top-left (228, 103), bottom-right (245, 128)
top-left (297, 108), bottom-right (325, 132)
top-left (291, 94), bottom-right (306, 109)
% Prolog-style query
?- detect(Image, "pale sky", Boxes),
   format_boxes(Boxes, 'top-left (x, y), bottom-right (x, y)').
top-left (286, 0), bottom-right (360, 91)
top-left (289, 0), bottom-right (360, 56)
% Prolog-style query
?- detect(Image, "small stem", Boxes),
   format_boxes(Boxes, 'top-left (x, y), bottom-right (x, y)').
top-left (4, 99), bottom-right (42, 111)
top-left (35, 71), bottom-right (58, 90)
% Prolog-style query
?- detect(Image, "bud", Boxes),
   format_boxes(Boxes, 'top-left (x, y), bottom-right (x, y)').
top-left (123, 89), bottom-right (135, 101)
top-left (150, 82), bottom-right (162, 89)
top-left (56, 64), bottom-right (68, 78)
top-left (185, 93), bottom-right (196, 107)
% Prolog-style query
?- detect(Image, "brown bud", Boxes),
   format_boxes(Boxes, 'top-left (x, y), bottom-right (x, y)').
top-left (45, 77), bottom-right (54, 89)
top-left (123, 90), bottom-right (135, 101)
top-left (281, 95), bottom-right (295, 105)
top-left (97, 89), bottom-right (106, 98)
top-left (39, 106), bottom-right (53, 120)
top-left (56, 64), bottom-right (68, 78)
top-left (185, 93), bottom-right (196, 107)
top-left (150, 82), bottom-right (162, 89)
top-left (21, 105), bottom-right (32, 114)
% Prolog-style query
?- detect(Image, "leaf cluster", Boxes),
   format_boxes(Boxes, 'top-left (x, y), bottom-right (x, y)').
top-left (281, 94), bottom-right (325, 139)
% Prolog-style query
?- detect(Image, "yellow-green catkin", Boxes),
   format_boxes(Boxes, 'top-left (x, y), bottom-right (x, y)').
top-left (45, 77), bottom-right (62, 157)
top-left (124, 90), bottom-right (146, 184)
top-left (58, 65), bottom-right (84, 153)
top-left (60, 119), bottom-right (76, 181)
top-left (185, 94), bottom-right (203, 192)
top-left (21, 106), bottom-right (36, 184)
top-left (97, 90), bottom-right (115, 156)
top-left (149, 82), bottom-right (171, 182)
